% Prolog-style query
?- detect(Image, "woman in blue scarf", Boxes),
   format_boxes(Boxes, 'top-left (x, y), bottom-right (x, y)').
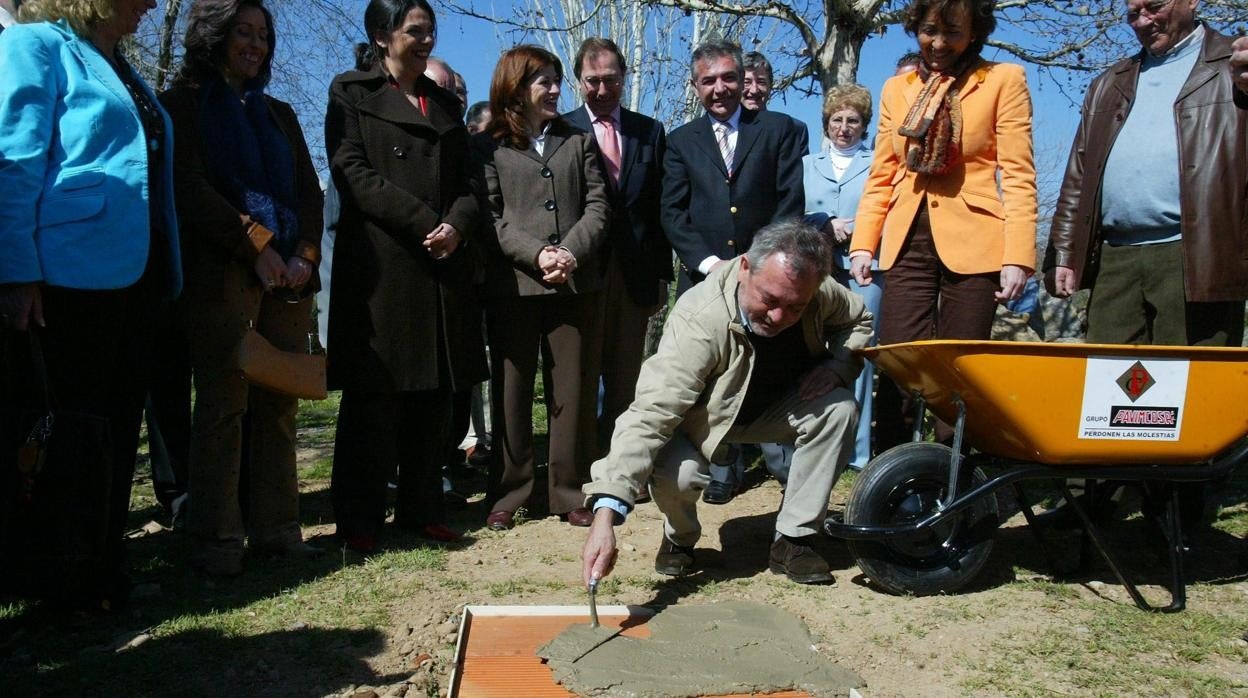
top-left (161, 0), bottom-right (323, 577)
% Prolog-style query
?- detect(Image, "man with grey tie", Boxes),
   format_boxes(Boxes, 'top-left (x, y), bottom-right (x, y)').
top-left (661, 39), bottom-right (806, 503)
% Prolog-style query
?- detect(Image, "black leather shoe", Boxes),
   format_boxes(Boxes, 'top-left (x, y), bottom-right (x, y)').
top-left (769, 535), bottom-right (834, 584)
top-left (701, 480), bottom-right (736, 505)
top-left (654, 537), bottom-right (695, 576)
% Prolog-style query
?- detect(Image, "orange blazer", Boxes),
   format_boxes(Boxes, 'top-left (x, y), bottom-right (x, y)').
top-left (850, 61), bottom-right (1037, 274)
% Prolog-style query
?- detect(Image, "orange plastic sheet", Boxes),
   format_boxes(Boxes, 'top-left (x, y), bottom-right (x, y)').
top-left (449, 605), bottom-right (811, 698)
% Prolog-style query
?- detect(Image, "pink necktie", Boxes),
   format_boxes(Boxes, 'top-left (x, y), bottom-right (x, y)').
top-left (597, 115), bottom-right (621, 184)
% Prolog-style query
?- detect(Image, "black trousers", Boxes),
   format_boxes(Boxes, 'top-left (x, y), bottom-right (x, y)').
top-left (331, 388), bottom-right (451, 540)
top-left (2, 282), bottom-right (157, 598)
top-left (145, 301), bottom-right (191, 510)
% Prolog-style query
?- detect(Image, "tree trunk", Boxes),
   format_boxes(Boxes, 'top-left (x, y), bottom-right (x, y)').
top-left (155, 0), bottom-right (184, 91)
top-left (815, 25), bottom-right (865, 92)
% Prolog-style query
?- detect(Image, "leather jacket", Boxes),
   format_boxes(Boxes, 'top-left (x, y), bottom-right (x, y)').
top-left (1044, 27), bottom-right (1248, 303)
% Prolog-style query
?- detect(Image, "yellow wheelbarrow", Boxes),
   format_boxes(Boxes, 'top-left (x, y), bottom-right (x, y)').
top-left (822, 340), bottom-right (1248, 612)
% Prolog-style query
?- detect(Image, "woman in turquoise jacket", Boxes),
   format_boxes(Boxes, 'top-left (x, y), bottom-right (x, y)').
top-left (0, 0), bottom-right (180, 606)
top-left (802, 84), bottom-right (879, 470)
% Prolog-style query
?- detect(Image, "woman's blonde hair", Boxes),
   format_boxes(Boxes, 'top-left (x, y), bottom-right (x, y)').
top-left (19, 0), bottom-right (116, 37)
top-left (822, 84), bottom-right (873, 131)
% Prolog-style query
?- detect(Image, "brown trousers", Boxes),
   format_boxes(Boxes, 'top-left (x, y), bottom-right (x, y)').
top-left (486, 293), bottom-right (596, 515)
top-left (875, 210), bottom-right (999, 450)
top-left (186, 262), bottom-right (313, 564)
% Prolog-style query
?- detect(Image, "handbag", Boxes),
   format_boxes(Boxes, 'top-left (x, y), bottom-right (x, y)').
top-left (1, 331), bottom-right (115, 600)
top-left (235, 326), bottom-right (327, 400)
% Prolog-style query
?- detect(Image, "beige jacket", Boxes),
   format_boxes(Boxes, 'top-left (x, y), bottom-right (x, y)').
top-left (584, 261), bottom-right (873, 506)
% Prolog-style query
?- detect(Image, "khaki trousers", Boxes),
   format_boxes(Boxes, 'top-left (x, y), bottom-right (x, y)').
top-left (650, 385), bottom-right (857, 545)
top-left (186, 262), bottom-right (312, 564)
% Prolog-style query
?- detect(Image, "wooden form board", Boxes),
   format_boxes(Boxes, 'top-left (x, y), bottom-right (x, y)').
top-left (448, 605), bottom-right (811, 698)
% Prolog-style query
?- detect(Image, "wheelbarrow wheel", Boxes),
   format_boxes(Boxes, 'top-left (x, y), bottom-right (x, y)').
top-left (844, 442), bottom-right (998, 596)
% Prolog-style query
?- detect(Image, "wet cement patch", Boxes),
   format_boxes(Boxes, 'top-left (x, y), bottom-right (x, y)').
top-left (538, 600), bottom-right (864, 697)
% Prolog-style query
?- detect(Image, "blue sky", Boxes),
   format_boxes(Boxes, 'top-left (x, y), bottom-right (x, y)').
top-left (427, 11), bottom-right (1089, 179)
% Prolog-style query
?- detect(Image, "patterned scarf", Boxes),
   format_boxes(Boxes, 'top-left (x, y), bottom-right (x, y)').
top-left (897, 55), bottom-right (981, 175)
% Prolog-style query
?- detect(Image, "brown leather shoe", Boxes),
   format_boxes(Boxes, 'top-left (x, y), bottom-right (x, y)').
top-left (486, 510), bottom-right (514, 531)
top-left (769, 534), bottom-right (834, 584)
top-left (563, 507), bottom-right (594, 527)
top-left (654, 536), bottom-right (695, 576)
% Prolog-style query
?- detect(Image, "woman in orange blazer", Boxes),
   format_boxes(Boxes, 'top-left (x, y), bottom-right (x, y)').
top-left (849, 0), bottom-right (1036, 447)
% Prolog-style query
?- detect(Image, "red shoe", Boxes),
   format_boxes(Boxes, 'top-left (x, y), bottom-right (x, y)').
top-left (562, 507), bottom-right (594, 527)
top-left (341, 533), bottom-right (377, 554)
top-left (486, 510), bottom-right (514, 531)
top-left (421, 523), bottom-right (462, 542)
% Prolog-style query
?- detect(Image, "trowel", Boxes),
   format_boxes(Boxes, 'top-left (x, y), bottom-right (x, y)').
top-left (561, 577), bottom-right (625, 663)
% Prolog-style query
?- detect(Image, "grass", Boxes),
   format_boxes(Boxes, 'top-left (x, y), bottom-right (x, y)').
top-left (961, 599), bottom-right (1248, 695)
top-left (3, 383), bottom-right (1247, 696)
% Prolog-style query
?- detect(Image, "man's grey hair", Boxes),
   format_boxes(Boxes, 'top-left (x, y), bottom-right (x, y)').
top-left (690, 39), bottom-right (743, 79)
top-left (742, 51), bottom-right (773, 82)
top-left (745, 219), bottom-right (833, 279)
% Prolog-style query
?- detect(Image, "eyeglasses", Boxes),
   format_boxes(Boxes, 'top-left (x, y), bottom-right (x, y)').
top-left (1125, 0), bottom-right (1174, 25)
top-left (582, 75), bottom-right (622, 88)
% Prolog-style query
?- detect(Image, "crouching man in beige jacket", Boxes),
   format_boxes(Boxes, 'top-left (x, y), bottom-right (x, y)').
top-left (581, 219), bottom-right (872, 585)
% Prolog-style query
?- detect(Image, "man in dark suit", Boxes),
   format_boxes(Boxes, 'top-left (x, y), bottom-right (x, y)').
top-left (742, 51), bottom-right (810, 156)
top-left (564, 37), bottom-right (671, 456)
top-left (663, 39), bottom-right (806, 501)
top-left (663, 39), bottom-right (805, 292)
top-left (739, 49), bottom-right (812, 487)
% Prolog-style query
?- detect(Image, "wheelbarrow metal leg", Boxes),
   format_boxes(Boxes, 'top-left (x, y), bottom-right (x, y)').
top-left (1061, 484), bottom-right (1186, 613)
top-left (942, 395), bottom-right (967, 510)
top-left (1013, 482), bottom-right (1075, 577)
top-left (911, 392), bottom-right (926, 443)
top-left (1161, 486), bottom-right (1187, 611)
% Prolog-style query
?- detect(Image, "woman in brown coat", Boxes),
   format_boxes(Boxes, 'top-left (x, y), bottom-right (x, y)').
top-left (162, 0), bottom-right (323, 576)
top-left (474, 45), bottom-right (609, 530)
top-left (325, 0), bottom-right (485, 552)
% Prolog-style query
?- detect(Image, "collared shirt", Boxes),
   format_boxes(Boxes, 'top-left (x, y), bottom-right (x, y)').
top-left (1150, 20), bottom-right (1204, 58)
top-left (0, 7), bottom-right (15, 30)
top-left (532, 120), bottom-right (553, 156)
top-left (697, 105), bottom-right (745, 275)
top-left (585, 102), bottom-right (623, 143)
top-left (709, 104), bottom-right (743, 155)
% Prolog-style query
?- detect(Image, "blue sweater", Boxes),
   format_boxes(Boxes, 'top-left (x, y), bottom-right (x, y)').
top-left (1100, 26), bottom-right (1204, 245)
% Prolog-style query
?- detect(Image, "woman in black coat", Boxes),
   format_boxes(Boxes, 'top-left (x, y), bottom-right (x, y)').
top-left (325, 0), bottom-right (486, 552)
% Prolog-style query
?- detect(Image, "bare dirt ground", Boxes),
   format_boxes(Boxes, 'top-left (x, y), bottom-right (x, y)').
top-left (297, 452), bottom-right (1248, 698)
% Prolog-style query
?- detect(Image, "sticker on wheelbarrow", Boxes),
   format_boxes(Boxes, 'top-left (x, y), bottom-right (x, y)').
top-left (1078, 357), bottom-right (1189, 440)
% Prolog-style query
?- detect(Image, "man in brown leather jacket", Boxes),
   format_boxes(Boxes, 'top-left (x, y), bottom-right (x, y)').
top-left (1044, 0), bottom-right (1247, 347)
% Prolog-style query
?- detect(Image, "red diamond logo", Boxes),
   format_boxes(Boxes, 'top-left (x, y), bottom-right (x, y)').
top-left (1116, 361), bottom-right (1154, 402)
